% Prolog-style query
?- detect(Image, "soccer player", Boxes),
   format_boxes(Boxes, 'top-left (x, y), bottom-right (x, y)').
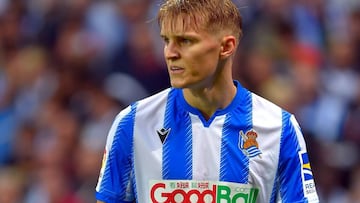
top-left (95, 0), bottom-right (320, 202)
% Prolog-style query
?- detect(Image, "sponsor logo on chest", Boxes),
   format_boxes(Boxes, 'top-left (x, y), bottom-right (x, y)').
top-left (150, 180), bottom-right (259, 203)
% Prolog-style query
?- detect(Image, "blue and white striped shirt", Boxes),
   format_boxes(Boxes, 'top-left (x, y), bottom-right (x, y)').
top-left (96, 81), bottom-right (319, 203)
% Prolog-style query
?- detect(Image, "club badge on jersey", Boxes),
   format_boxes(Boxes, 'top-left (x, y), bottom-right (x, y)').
top-left (239, 130), bottom-right (262, 158)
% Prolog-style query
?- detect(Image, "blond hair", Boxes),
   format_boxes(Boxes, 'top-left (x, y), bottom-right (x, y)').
top-left (157, 0), bottom-right (243, 40)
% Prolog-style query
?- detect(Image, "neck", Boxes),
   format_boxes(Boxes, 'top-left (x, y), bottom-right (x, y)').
top-left (183, 78), bottom-right (237, 120)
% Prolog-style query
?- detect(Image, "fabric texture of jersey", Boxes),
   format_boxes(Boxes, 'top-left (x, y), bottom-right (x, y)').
top-left (95, 81), bottom-right (319, 203)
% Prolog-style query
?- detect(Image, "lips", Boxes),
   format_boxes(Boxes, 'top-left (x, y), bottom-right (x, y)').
top-left (170, 66), bottom-right (183, 71)
top-left (169, 66), bottom-right (184, 73)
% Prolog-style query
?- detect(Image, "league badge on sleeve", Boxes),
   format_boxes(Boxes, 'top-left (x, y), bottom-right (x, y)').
top-left (299, 151), bottom-right (319, 202)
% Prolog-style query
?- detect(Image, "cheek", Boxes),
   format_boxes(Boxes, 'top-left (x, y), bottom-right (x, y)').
top-left (190, 48), bottom-right (220, 72)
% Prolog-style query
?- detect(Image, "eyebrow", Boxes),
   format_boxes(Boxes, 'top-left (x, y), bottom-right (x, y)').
top-left (160, 32), bottom-right (199, 39)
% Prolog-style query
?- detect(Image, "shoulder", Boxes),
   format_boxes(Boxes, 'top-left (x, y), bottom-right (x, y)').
top-left (135, 88), bottom-right (173, 113)
top-left (250, 92), bottom-right (285, 128)
top-left (109, 88), bottom-right (171, 126)
top-left (137, 88), bottom-right (172, 106)
top-left (110, 88), bottom-right (174, 132)
top-left (251, 93), bottom-right (283, 115)
top-left (234, 81), bottom-right (284, 118)
top-left (116, 88), bottom-right (172, 115)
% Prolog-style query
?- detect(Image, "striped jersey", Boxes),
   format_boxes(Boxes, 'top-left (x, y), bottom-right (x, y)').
top-left (95, 81), bottom-right (319, 203)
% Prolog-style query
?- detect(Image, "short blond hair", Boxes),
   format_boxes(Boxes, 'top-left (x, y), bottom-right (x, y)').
top-left (157, 0), bottom-right (243, 40)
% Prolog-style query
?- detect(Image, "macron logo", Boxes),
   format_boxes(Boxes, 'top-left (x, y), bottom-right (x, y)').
top-left (157, 128), bottom-right (171, 143)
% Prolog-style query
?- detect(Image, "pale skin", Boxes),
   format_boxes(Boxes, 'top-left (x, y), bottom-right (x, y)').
top-left (161, 23), bottom-right (237, 120)
top-left (96, 17), bottom-right (238, 203)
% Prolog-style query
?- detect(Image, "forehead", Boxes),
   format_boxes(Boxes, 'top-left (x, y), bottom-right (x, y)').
top-left (159, 13), bottom-right (207, 35)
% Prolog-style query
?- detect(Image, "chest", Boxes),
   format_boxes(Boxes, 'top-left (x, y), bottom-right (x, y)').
top-left (133, 113), bottom-right (279, 183)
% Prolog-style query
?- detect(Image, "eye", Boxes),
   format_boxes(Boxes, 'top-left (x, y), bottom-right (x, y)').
top-left (161, 36), bottom-right (169, 45)
top-left (179, 37), bottom-right (192, 45)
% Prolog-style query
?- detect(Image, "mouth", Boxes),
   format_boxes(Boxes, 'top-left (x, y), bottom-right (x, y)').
top-left (169, 66), bottom-right (184, 73)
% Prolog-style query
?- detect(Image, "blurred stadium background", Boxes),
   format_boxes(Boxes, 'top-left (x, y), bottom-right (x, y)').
top-left (0, 0), bottom-right (359, 202)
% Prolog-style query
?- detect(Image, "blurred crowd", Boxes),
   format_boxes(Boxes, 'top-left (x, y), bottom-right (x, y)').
top-left (0, 0), bottom-right (359, 202)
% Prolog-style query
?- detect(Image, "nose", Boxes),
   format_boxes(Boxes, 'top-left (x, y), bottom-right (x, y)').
top-left (164, 42), bottom-right (180, 60)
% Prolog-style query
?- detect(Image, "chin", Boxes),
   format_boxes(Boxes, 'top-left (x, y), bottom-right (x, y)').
top-left (170, 78), bottom-right (206, 90)
top-left (170, 80), bottom-right (188, 89)
top-left (170, 83), bottom-right (186, 89)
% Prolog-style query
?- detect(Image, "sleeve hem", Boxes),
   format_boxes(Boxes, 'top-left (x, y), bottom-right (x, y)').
top-left (95, 192), bottom-right (133, 203)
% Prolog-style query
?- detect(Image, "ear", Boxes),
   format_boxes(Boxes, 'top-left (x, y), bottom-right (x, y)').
top-left (219, 36), bottom-right (236, 59)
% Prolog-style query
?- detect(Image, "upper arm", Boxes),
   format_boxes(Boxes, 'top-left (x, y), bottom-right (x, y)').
top-left (96, 106), bottom-right (136, 202)
top-left (277, 113), bottom-right (319, 202)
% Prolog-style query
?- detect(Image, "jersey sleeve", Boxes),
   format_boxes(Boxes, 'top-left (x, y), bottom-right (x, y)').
top-left (277, 112), bottom-right (319, 203)
top-left (95, 105), bottom-right (136, 203)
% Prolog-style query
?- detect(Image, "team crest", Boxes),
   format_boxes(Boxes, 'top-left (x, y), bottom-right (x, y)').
top-left (239, 130), bottom-right (262, 158)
